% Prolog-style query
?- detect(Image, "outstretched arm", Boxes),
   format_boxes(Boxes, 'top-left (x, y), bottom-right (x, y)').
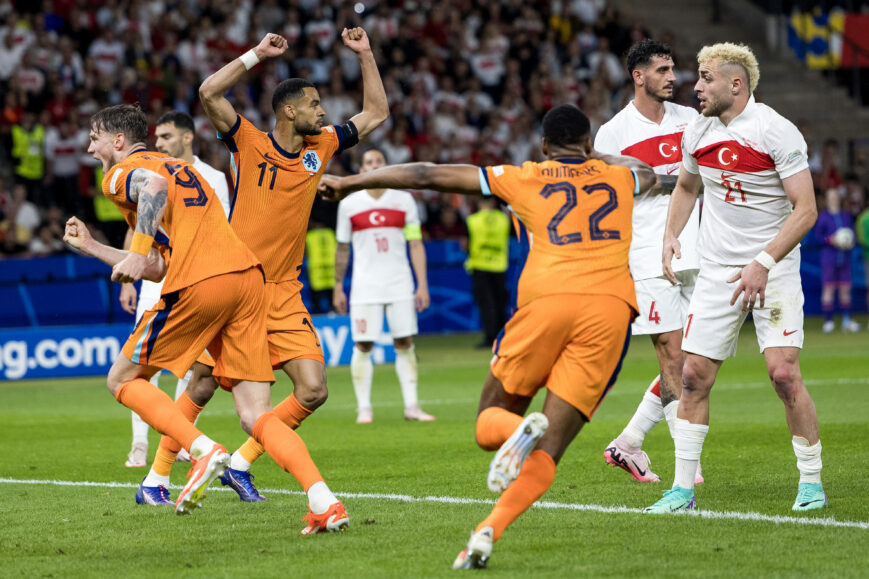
top-left (199, 33), bottom-right (289, 134)
top-left (321, 163), bottom-right (482, 201)
top-left (589, 150), bottom-right (657, 194)
top-left (342, 28), bottom-right (389, 138)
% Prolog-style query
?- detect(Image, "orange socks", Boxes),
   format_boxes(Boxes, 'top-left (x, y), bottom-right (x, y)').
top-left (274, 393), bottom-right (313, 429)
top-left (475, 407), bottom-right (524, 451)
top-left (236, 394), bottom-right (314, 465)
top-left (251, 411), bottom-right (323, 491)
top-left (115, 379), bottom-right (201, 452)
top-left (151, 392), bottom-right (205, 476)
top-left (476, 450), bottom-right (556, 541)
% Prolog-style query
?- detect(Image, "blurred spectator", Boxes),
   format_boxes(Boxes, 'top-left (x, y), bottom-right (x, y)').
top-left (428, 205), bottom-right (468, 243)
top-left (28, 219), bottom-right (64, 255)
top-left (0, 182), bottom-right (39, 255)
top-left (465, 197), bottom-right (510, 348)
top-left (816, 188), bottom-right (859, 333)
top-left (810, 138), bottom-right (843, 192)
top-left (11, 110), bottom-right (45, 204)
top-left (44, 115), bottom-right (81, 213)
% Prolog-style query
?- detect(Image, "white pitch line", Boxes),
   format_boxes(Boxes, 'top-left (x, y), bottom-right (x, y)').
top-left (1, 477), bottom-right (865, 531)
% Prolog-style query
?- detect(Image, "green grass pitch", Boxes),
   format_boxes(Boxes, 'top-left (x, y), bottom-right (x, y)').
top-left (1, 318), bottom-right (867, 577)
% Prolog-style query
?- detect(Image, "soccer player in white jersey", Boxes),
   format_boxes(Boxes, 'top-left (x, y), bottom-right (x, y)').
top-left (644, 43), bottom-right (826, 513)
top-left (333, 148), bottom-right (435, 423)
top-left (118, 111), bottom-right (231, 468)
top-left (595, 40), bottom-right (704, 484)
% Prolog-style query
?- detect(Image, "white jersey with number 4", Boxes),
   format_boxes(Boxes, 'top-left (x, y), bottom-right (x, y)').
top-left (594, 100), bottom-right (700, 280)
top-left (681, 96), bottom-right (809, 266)
top-left (336, 189), bottom-right (419, 305)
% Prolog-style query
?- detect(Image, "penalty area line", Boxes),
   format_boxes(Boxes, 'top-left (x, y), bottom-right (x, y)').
top-left (0, 477), bottom-right (865, 531)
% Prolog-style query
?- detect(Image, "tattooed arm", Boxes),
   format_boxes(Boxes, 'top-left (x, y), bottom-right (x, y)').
top-left (111, 169), bottom-right (170, 283)
top-left (332, 242), bottom-right (351, 314)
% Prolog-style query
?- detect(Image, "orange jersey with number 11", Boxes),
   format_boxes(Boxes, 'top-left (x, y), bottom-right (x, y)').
top-left (479, 158), bottom-right (639, 314)
top-left (219, 115), bottom-right (347, 288)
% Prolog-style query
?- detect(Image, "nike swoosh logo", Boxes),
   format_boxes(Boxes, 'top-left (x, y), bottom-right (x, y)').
top-left (631, 460), bottom-right (647, 476)
top-left (264, 153), bottom-right (280, 163)
top-left (666, 167), bottom-right (678, 175)
top-left (783, 330), bottom-right (798, 336)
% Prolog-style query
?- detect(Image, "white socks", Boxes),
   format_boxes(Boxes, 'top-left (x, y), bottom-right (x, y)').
top-left (307, 481), bottom-right (339, 514)
top-left (174, 369), bottom-right (192, 399)
top-left (189, 435), bottom-right (216, 460)
top-left (395, 345), bottom-right (419, 409)
top-left (621, 376), bottom-right (664, 448)
top-left (350, 347), bottom-right (374, 410)
top-left (143, 471), bottom-right (170, 487)
top-left (793, 436), bottom-right (823, 484)
top-left (663, 400), bottom-right (679, 440)
top-left (229, 451), bottom-right (253, 472)
top-left (673, 418), bottom-right (709, 490)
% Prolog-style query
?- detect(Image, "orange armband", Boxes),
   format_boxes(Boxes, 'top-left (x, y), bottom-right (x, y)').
top-left (130, 233), bottom-right (155, 256)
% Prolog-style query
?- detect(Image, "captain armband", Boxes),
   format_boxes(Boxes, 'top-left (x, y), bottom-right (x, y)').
top-left (338, 120), bottom-right (360, 150)
top-left (129, 233), bottom-right (155, 256)
top-left (404, 224), bottom-right (422, 241)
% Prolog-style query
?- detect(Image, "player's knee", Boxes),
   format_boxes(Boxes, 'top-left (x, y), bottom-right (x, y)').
top-left (295, 377), bottom-right (329, 410)
top-left (393, 336), bottom-right (413, 350)
top-left (188, 376), bottom-right (218, 406)
top-left (237, 409), bottom-right (263, 435)
top-left (770, 363), bottom-right (801, 403)
top-left (355, 342), bottom-right (374, 353)
top-left (681, 363), bottom-right (711, 397)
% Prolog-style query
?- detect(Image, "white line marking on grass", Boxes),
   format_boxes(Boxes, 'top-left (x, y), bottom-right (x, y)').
top-left (1, 477), bottom-right (866, 530)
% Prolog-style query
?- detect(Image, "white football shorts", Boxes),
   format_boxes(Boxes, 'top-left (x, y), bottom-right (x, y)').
top-left (134, 280), bottom-right (164, 322)
top-left (350, 299), bottom-right (418, 342)
top-left (632, 270), bottom-right (698, 336)
top-left (682, 253), bottom-right (804, 360)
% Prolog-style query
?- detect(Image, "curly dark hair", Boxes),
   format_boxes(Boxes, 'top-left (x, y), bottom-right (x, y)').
top-left (626, 40), bottom-right (673, 74)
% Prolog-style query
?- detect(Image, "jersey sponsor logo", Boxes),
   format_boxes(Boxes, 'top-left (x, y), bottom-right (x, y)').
top-left (302, 150), bottom-right (322, 173)
top-left (693, 140), bottom-right (775, 173)
top-left (620, 132), bottom-right (683, 167)
top-left (350, 208), bottom-right (406, 232)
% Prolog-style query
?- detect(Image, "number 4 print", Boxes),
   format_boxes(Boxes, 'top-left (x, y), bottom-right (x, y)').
top-left (648, 301), bottom-right (661, 325)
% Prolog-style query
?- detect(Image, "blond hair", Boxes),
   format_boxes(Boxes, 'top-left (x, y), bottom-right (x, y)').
top-left (697, 42), bottom-right (760, 93)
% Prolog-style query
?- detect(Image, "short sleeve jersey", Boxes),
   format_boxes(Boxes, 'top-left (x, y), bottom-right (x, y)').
top-left (218, 115), bottom-right (349, 288)
top-left (595, 101), bottom-right (701, 279)
top-left (335, 188), bottom-right (419, 304)
top-left (681, 96), bottom-right (809, 265)
top-left (101, 150), bottom-right (260, 295)
top-left (479, 159), bottom-right (638, 313)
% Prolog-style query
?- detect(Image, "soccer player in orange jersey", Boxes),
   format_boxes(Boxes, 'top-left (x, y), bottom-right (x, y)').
top-left (131, 29), bottom-right (387, 532)
top-left (320, 105), bottom-right (656, 569)
top-left (64, 104), bottom-right (323, 517)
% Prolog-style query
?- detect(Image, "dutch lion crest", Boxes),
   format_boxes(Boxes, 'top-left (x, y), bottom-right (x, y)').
top-left (302, 150), bottom-right (322, 173)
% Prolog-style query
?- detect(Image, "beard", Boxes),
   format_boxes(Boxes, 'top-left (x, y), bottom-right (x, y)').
top-left (645, 83), bottom-right (673, 103)
top-left (296, 119), bottom-right (322, 136)
top-left (701, 97), bottom-right (727, 117)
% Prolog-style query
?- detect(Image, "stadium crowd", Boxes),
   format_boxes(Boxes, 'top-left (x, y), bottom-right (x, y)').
top-left (0, 0), bottom-right (866, 261)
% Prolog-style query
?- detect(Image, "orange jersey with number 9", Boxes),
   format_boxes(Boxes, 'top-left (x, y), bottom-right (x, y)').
top-left (479, 158), bottom-right (638, 313)
top-left (102, 150), bottom-right (260, 294)
top-left (218, 115), bottom-right (347, 288)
